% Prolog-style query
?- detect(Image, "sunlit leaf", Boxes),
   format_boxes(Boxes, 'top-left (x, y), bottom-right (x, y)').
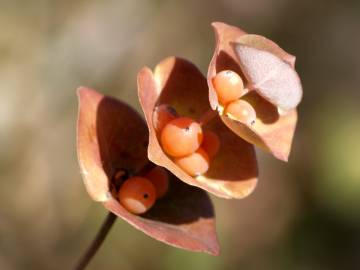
top-left (207, 22), bottom-right (300, 161)
top-left (233, 43), bottom-right (302, 110)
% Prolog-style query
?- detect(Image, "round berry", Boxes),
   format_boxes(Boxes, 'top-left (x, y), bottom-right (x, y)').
top-left (174, 148), bottom-right (210, 177)
top-left (160, 117), bottom-right (203, 157)
top-left (212, 70), bottom-right (245, 105)
top-left (153, 104), bottom-right (178, 132)
top-left (225, 99), bottom-right (256, 125)
top-left (118, 177), bottom-right (156, 214)
top-left (201, 131), bottom-right (221, 158)
top-left (145, 166), bottom-right (169, 198)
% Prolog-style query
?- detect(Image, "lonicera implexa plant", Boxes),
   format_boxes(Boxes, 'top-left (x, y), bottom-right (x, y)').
top-left (75, 21), bottom-right (302, 269)
top-left (77, 88), bottom-right (218, 252)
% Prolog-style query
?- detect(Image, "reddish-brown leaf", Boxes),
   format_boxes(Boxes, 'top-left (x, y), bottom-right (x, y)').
top-left (137, 57), bottom-right (258, 199)
top-left (207, 22), bottom-right (300, 161)
top-left (77, 87), bottom-right (219, 254)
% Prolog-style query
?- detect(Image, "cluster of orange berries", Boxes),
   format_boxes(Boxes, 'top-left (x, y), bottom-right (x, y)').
top-left (118, 166), bottom-right (169, 214)
top-left (155, 105), bottom-right (221, 177)
top-left (117, 70), bottom-right (256, 216)
top-left (213, 70), bottom-right (257, 125)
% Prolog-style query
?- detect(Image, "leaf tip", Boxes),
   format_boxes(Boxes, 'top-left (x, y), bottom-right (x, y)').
top-left (77, 86), bottom-right (91, 96)
top-left (211, 21), bottom-right (223, 28)
top-left (276, 152), bottom-right (290, 162)
top-left (137, 66), bottom-right (152, 80)
top-left (208, 244), bottom-right (221, 256)
top-left (76, 86), bottom-right (102, 104)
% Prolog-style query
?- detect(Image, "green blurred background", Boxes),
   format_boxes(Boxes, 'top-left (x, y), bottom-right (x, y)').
top-left (1, 0), bottom-right (360, 269)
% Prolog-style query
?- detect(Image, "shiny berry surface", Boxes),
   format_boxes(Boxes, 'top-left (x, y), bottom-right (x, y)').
top-left (160, 117), bottom-right (203, 157)
top-left (225, 99), bottom-right (256, 125)
top-left (174, 148), bottom-right (210, 176)
top-left (212, 70), bottom-right (245, 105)
top-left (118, 177), bottom-right (156, 214)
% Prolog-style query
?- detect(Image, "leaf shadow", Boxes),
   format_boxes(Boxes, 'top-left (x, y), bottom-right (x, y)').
top-left (96, 95), bottom-right (149, 181)
top-left (96, 95), bottom-right (214, 225)
top-left (143, 174), bottom-right (214, 225)
top-left (216, 50), bottom-right (245, 79)
top-left (242, 91), bottom-right (280, 124)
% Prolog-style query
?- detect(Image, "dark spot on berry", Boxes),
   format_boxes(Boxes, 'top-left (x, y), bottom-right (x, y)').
top-left (143, 193), bottom-right (149, 199)
top-left (185, 126), bottom-right (190, 132)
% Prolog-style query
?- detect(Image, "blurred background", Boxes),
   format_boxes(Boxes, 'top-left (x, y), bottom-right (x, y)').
top-left (1, 0), bottom-right (360, 269)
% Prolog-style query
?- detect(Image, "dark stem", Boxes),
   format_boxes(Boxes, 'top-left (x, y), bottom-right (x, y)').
top-left (74, 212), bottom-right (117, 270)
top-left (197, 109), bottom-right (217, 126)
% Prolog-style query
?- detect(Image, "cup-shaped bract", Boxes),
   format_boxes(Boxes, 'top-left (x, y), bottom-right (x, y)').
top-left (77, 87), bottom-right (219, 255)
top-left (207, 22), bottom-right (301, 161)
top-left (137, 57), bottom-right (258, 199)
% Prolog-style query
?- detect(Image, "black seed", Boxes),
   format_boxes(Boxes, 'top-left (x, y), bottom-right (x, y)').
top-left (168, 106), bottom-right (177, 115)
top-left (113, 169), bottom-right (130, 191)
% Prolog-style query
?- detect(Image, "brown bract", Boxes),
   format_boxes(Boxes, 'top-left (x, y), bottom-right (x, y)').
top-left (77, 87), bottom-right (219, 255)
top-left (208, 22), bottom-right (300, 161)
top-left (137, 57), bottom-right (258, 199)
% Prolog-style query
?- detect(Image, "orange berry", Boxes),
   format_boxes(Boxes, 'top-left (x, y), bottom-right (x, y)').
top-left (118, 177), bottom-right (156, 214)
top-left (212, 70), bottom-right (245, 105)
top-left (225, 99), bottom-right (256, 125)
top-left (160, 117), bottom-right (203, 157)
top-left (145, 166), bottom-right (169, 198)
top-left (174, 148), bottom-right (210, 177)
top-left (201, 131), bottom-right (221, 158)
top-left (153, 104), bottom-right (178, 132)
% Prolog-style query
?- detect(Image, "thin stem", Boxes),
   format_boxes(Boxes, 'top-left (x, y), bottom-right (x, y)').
top-left (74, 212), bottom-right (117, 270)
top-left (197, 109), bottom-right (217, 126)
